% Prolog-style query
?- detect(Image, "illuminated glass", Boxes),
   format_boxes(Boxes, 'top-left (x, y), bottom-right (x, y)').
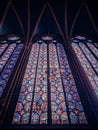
top-left (72, 36), bottom-right (98, 98)
top-left (79, 43), bottom-right (98, 73)
top-left (94, 42), bottom-right (98, 48)
top-left (0, 44), bottom-right (16, 73)
top-left (7, 36), bottom-right (20, 41)
top-left (31, 43), bottom-right (48, 124)
top-left (13, 39), bottom-right (87, 124)
top-left (0, 44), bottom-right (8, 56)
top-left (57, 43), bottom-right (87, 124)
top-left (87, 43), bottom-right (98, 58)
top-left (13, 43), bottom-right (39, 124)
top-left (0, 43), bottom-right (24, 97)
top-left (49, 43), bottom-right (69, 124)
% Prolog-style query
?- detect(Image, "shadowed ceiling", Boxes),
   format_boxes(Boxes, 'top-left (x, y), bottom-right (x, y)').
top-left (0, 0), bottom-right (98, 43)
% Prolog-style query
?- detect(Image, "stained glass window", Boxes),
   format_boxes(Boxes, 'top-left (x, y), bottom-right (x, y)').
top-left (13, 37), bottom-right (87, 124)
top-left (87, 43), bottom-right (98, 58)
top-left (0, 35), bottom-right (24, 97)
top-left (0, 44), bottom-right (8, 56)
top-left (71, 36), bottom-right (98, 98)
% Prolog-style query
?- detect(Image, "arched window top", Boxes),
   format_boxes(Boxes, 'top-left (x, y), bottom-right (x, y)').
top-left (42, 36), bottom-right (53, 41)
top-left (7, 36), bottom-right (20, 41)
top-left (71, 35), bottom-right (98, 47)
top-left (0, 34), bottom-right (23, 44)
top-left (32, 35), bottom-right (62, 45)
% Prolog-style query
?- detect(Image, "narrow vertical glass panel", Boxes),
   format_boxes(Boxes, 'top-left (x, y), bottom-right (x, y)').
top-left (31, 43), bottom-right (48, 124)
top-left (31, 69), bottom-right (48, 124)
top-left (13, 43), bottom-right (39, 124)
top-left (57, 43), bottom-right (87, 124)
top-left (72, 43), bottom-right (98, 98)
top-left (79, 43), bottom-right (98, 73)
top-left (0, 44), bottom-right (8, 56)
top-left (94, 42), bottom-right (98, 48)
top-left (49, 43), bottom-right (59, 68)
top-left (0, 44), bottom-right (23, 97)
top-left (37, 43), bottom-right (47, 68)
top-left (87, 43), bottom-right (98, 58)
top-left (0, 44), bottom-right (16, 73)
top-left (49, 43), bottom-right (69, 124)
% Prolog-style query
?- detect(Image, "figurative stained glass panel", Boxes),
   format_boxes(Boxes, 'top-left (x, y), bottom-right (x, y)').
top-left (79, 43), bottom-right (98, 73)
top-left (87, 43), bottom-right (98, 58)
top-left (57, 43), bottom-right (87, 124)
top-left (13, 43), bottom-right (40, 124)
top-left (0, 35), bottom-right (24, 97)
top-left (49, 43), bottom-right (69, 124)
top-left (0, 44), bottom-right (16, 73)
top-left (31, 43), bottom-right (48, 124)
top-left (13, 37), bottom-right (87, 124)
top-left (71, 36), bottom-right (98, 98)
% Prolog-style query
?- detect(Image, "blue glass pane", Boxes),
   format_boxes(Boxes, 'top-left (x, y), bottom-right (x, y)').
top-left (72, 36), bottom-right (98, 98)
top-left (0, 44), bottom-right (23, 97)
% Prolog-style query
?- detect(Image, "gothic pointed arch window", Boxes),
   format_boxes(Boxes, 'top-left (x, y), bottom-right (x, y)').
top-left (0, 34), bottom-right (24, 98)
top-left (71, 35), bottom-right (98, 99)
top-left (11, 35), bottom-right (88, 125)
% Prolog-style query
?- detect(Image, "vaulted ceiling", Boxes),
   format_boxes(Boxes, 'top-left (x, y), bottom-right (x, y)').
top-left (0, 0), bottom-right (98, 43)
